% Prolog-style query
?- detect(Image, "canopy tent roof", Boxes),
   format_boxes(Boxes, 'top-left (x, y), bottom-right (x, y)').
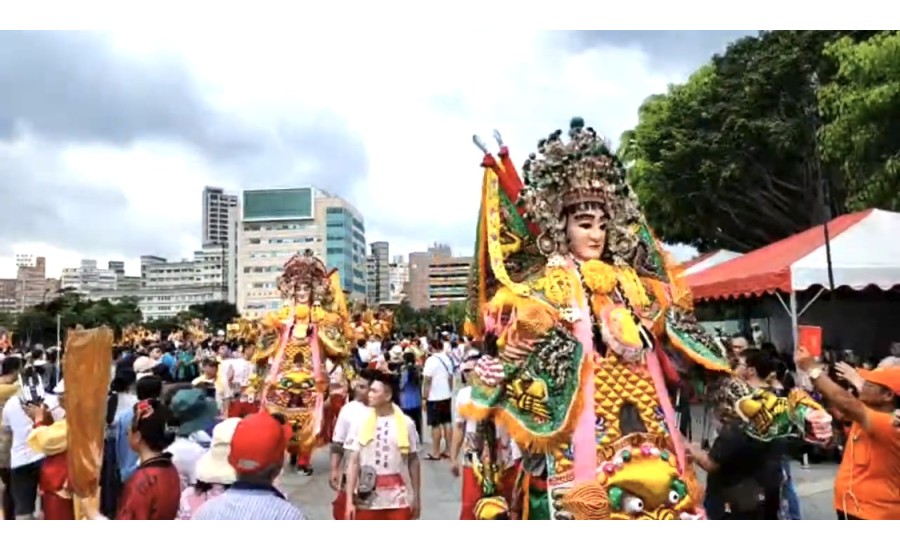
top-left (681, 250), bottom-right (743, 276)
top-left (687, 209), bottom-right (900, 301)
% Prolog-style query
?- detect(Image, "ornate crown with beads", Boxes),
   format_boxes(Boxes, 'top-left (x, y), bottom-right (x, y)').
top-left (521, 118), bottom-right (624, 214)
top-left (517, 117), bottom-right (643, 261)
top-left (278, 249), bottom-right (334, 306)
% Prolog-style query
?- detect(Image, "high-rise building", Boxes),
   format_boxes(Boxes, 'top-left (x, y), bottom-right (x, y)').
top-left (226, 204), bottom-right (240, 304)
top-left (407, 244), bottom-right (471, 309)
top-left (237, 187), bottom-right (366, 317)
top-left (366, 241), bottom-right (390, 305)
top-left (387, 255), bottom-right (409, 305)
top-left (323, 196), bottom-right (367, 301)
top-left (202, 186), bottom-right (238, 246)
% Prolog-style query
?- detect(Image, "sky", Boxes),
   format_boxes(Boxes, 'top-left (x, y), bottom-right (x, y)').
top-left (0, 29), bottom-right (753, 278)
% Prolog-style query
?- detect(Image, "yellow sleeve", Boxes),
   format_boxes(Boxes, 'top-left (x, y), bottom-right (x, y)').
top-left (27, 420), bottom-right (68, 456)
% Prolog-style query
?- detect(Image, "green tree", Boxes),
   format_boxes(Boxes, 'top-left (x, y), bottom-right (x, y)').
top-left (623, 31), bottom-right (878, 252)
top-left (13, 293), bottom-right (143, 346)
top-left (819, 31), bottom-right (900, 211)
top-left (392, 302), bottom-right (418, 335)
top-left (188, 300), bottom-right (239, 330)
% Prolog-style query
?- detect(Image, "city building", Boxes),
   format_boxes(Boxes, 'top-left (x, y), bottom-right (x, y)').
top-left (323, 196), bottom-right (367, 301)
top-left (366, 241), bottom-right (390, 305)
top-left (109, 260), bottom-right (141, 292)
top-left (141, 244), bottom-right (229, 290)
top-left (407, 244), bottom-right (472, 309)
top-left (226, 203), bottom-right (240, 304)
top-left (15, 254), bottom-right (34, 268)
top-left (84, 246), bottom-right (229, 320)
top-left (88, 285), bottom-right (226, 321)
top-left (60, 259), bottom-right (119, 293)
top-left (0, 278), bottom-right (16, 313)
top-left (237, 187), bottom-right (366, 318)
top-left (427, 255), bottom-right (472, 307)
top-left (202, 186), bottom-right (239, 246)
top-left (15, 257), bottom-right (60, 311)
top-left (386, 255), bottom-right (409, 305)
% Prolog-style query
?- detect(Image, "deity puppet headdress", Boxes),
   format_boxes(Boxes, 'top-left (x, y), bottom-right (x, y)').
top-left (278, 249), bottom-right (335, 307)
top-left (519, 117), bottom-right (651, 266)
top-left (465, 117), bottom-right (671, 339)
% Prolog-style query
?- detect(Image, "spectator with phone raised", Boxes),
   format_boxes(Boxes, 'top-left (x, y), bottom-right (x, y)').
top-left (795, 346), bottom-right (900, 520)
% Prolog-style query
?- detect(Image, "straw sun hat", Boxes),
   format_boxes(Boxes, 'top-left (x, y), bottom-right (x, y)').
top-left (194, 418), bottom-right (240, 485)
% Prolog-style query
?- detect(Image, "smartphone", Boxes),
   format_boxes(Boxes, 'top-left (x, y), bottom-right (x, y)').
top-left (797, 325), bottom-right (822, 358)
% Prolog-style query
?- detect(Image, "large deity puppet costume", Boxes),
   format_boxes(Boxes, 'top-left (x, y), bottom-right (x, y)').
top-left (460, 118), bottom-right (832, 521)
top-left (249, 250), bottom-right (353, 468)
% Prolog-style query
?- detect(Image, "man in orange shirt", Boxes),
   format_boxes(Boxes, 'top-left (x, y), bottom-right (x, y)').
top-left (796, 347), bottom-right (900, 520)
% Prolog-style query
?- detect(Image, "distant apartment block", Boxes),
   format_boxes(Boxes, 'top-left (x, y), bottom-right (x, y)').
top-left (407, 244), bottom-right (472, 309)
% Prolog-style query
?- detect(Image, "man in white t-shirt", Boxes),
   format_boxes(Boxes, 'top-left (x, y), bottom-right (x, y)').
top-left (222, 344), bottom-right (257, 418)
top-left (329, 377), bottom-right (370, 520)
top-left (422, 339), bottom-right (454, 460)
top-left (450, 354), bottom-right (521, 520)
top-left (344, 373), bottom-right (420, 520)
top-left (1, 391), bottom-right (46, 519)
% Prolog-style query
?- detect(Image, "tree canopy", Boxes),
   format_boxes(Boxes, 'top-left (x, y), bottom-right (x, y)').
top-left (391, 301), bottom-right (466, 337)
top-left (622, 31), bottom-right (887, 253)
top-left (13, 292), bottom-right (142, 346)
top-left (818, 31), bottom-right (900, 212)
top-left (5, 294), bottom-right (241, 347)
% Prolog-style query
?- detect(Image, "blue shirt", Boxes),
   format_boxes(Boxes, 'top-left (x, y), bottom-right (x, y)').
top-left (113, 407), bottom-right (140, 482)
top-left (400, 366), bottom-right (421, 410)
top-left (161, 353), bottom-right (177, 377)
top-left (192, 482), bottom-right (308, 520)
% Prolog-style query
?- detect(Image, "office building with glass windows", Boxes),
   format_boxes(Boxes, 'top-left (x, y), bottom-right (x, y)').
top-left (236, 187), bottom-right (366, 317)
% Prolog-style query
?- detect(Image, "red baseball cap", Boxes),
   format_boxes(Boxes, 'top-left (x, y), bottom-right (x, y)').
top-left (859, 368), bottom-right (900, 395)
top-left (228, 412), bottom-right (293, 475)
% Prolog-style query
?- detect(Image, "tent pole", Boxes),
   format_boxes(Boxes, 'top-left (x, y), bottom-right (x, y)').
top-left (790, 291), bottom-right (799, 350)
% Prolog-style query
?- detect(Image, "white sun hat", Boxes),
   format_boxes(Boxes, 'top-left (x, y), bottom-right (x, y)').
top-left (194, 417), bottom-right (241, 485)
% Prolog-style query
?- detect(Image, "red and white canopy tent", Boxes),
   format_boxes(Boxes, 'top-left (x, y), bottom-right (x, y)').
top-left (685, 208), bottom-right (900, 345)
top-left (681, 249), bottom-right (743, 276)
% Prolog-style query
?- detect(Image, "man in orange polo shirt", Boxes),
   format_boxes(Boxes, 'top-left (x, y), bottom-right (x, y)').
top-left (796, 347), bottom-right (900, 520)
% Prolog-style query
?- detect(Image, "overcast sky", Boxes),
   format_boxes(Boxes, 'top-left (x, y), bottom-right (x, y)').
top-left (0, 30), bottom-right (752, 278)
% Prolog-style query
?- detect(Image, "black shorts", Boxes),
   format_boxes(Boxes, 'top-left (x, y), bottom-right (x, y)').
top-left (426, 399), bottom-right (452, 427)
top-left (10, 460), bottom-right (42, 517)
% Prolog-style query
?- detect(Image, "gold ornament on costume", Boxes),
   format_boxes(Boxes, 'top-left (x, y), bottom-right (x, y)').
top-left (554, 438), bottom-right (697, 520)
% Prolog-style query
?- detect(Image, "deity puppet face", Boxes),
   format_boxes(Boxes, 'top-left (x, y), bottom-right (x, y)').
top-left (565, 205), bottom-right (607, 261)
top-left (296, 283), bottom-right (311, 304)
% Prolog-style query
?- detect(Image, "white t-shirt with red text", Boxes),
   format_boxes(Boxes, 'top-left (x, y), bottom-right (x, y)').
top-left (344, 414), bottom-right (419, 510)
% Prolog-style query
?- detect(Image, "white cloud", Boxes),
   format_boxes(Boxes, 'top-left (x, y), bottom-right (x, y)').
top-left (2, 30), bottom-right (699, 278)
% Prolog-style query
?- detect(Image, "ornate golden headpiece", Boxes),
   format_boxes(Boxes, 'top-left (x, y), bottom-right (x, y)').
top-left (518, 117), bottom-right (643, 262)
top-left (278, 249), bottom-right (333, 306)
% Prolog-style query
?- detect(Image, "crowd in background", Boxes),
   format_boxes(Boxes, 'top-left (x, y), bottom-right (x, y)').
top-left (0, 327), bottom-right (470, 521)
top-left (686, 334), bottom-right (900, 520)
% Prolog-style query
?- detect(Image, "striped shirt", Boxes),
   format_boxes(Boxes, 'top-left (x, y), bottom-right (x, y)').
top-left (192, 482), bottom-right (307, 520)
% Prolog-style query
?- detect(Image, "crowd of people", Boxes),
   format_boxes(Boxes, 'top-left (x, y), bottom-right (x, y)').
top-left (688, 334), bottom-right (900, 520)
top-left (0, 329), bottom-right (495, 520)
top-left (3, 327), bottom-right (899, 521)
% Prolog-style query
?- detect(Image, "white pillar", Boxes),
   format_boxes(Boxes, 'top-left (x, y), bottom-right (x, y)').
top-left (789, 291), bottom-right (799, 351)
